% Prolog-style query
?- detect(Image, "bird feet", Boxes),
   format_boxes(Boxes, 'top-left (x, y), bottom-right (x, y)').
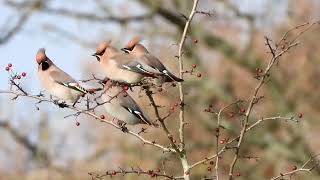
top-left (53, 100), bottom-right (68, 108)
top-left (117, 121), bottom-right (128, 132)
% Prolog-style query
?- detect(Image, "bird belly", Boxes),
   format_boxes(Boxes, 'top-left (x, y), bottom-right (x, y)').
top-left (103, 103), bottom-right (140, 125)
top-left (39, 74), bottom-right (81, 103)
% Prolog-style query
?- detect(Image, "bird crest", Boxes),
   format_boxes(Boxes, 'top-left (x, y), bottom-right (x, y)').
top-left (126, 36), bottom-right (143, 50)
top-left (36, 48), bottom-right (47, 64)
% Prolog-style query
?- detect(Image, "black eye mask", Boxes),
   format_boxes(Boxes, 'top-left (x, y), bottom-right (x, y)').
top-left (41, 60), bottom-right (50, 71)
top-left (121, 47), bottom-right (133, 54)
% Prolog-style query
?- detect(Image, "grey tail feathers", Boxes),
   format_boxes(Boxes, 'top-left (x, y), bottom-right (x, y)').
top-left (163, 70), bottom-right (183, 82)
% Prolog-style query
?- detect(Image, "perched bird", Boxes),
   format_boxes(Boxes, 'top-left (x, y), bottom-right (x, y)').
top-left (36, 48), bottom-right (89, 106)
top-left (121, 37), bottom-right (183, 83)
top-left (92, 41), bottom-right (160, 84)
top-left (101, 79), bottom-right (153, 126)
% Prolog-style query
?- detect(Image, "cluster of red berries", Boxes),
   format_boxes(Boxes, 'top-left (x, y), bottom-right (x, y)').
top-left (5, 63), bottom-right (27, 79)
top-left (169, 102), bottom-right (180, 112)
top-left (205, 160), bottom-right (215, 173)
top-left (192, 64), bottom-right (202, 78)
top-left (5, 63), bottom-right (12, 71)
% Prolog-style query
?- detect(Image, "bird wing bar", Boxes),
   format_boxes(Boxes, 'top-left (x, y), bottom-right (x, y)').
top-left (119, 95), bottom-right (151, 125)
top-left (55, 82), bottom-right (88, 94)
top-left (120, 60), bottom-right (157, 76)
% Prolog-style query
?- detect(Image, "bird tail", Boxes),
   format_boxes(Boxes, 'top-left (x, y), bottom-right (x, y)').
top-left (139, 114), bottom-right (159, 127)
top-left (163, 71), bottom-right (183, 82)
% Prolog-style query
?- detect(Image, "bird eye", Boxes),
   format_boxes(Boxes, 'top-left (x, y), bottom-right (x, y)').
top-left (41, 60), bottom-right (50, 71)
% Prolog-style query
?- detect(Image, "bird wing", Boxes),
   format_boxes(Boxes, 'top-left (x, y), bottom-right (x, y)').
top-left (119, 94), bottom-right (152, 125)
top-left (141, 54), bottom-right (167, 73)
top-left (111, 54), bottom-right (160, 76)
top-left (142, 54), bottom-right (183, 82)
top-left (49, 70), bottom-right (88, 94)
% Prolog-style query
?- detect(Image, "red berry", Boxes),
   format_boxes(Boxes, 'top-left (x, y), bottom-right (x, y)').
top-left (291, 165), bottom-right (297, 171)
top-left (193, 39), bottom-right (198, 44)
top-left (158, 88), bottom-right (163, 92)
top-left (7, 63), bottom-right (12, 68)
top-left (5, 67), bottom-right (9, 71)
top-left (298, 113), bottom-right (303, 118)
top-left (207, 167), bottom-right (211, 171)
top-left (100, 115), bottom-right (105, 119)
top-left (21, 72), bottom-right (27, 77)
top-left (209, 161), bottom-right (214, 165)
top-left (219, 139), bottom-right (225, 144)
top-left (16, 75), bottom-right (21, 79)
top-left (236, 172), bottom-right (241, 177)
top-left (122, 86), bottom-right (129, 91)
top-left (174, 103), bottom-right (179, 107)
top-left (170, 106), bottom-right (175, 111)
top-left (197, 73), bottom-right (202, 78)
top-left (228, 112), bottom-right (235, 118)
top-left (192, 64), bottom-right (197, 68)
top-left (240, 108), bottom-right (246, 113)
top-left (76, 122), bottom-right (80, 126)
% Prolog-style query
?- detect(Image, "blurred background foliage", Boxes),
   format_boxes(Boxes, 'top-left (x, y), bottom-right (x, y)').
top-left (0, 0), bottom-right (320, 179)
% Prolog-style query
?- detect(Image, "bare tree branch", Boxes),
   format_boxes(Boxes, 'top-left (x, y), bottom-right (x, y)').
top-left (176, 0), bottom-right (199, 179)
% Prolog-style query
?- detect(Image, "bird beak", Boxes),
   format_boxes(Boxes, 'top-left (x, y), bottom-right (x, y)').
top-left (92, 53), bottom-right (100, 62)
top-left (121, 48), bottom-right (131, 54)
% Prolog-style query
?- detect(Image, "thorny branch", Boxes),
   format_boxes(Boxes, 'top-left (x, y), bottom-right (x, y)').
top-left (144, 87), bottom-right (179, 152)
top-left (227, 21), bottom-right (319, 180)
top-left (270, 155), bottom-right (320, 180)
top-left (189, 115), bottom-right (297, 170)
top-left (0, 90), bottom-right (175, 153)
top-left (89, 167), bottom-right (179, 180)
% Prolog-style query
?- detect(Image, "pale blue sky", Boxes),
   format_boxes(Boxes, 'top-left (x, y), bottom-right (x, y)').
top-left (0, 0), bottom-right (294, 165)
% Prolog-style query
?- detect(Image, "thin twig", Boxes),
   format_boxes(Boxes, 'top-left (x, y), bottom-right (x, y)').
top-left (270, 155), bottom-right (319, 180)
top-left (189, 115), bottom-right (297, 170)
top-left (0, 90), bottom-right (175, 153)
top-left (176, 0), bottom-right (199, 179)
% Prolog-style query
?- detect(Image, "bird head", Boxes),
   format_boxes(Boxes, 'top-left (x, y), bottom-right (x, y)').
top-left (121, 36), bottom-right (147, 55)
top-left (36, 48), bottom-right (53, 71)
top-left (92, 40), bottom-right (111, 61)
top-left (36, 48), bottom-right (47, 64)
